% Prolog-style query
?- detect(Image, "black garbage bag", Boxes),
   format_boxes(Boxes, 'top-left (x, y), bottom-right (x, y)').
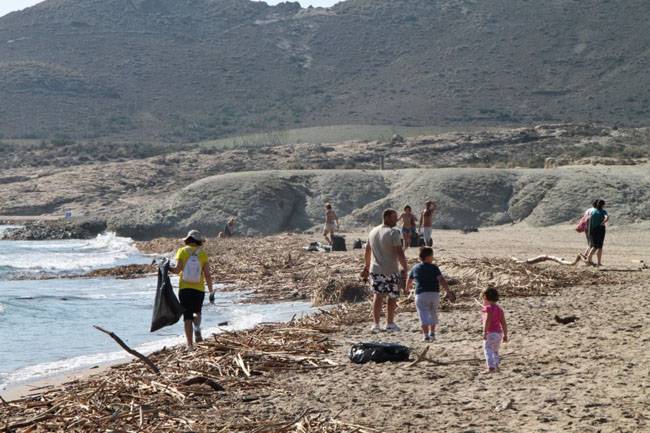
top-left (410, 233), bottom-right (425, 247)
top-left (332, 235), bottom-right (347, 251)
top-left (349, 342), bottom-right (410, 364)
top-left (150, 260), bottom-right (185, 332)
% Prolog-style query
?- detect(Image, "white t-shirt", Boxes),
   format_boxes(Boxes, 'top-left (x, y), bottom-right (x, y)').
top-left (368, 224), bottom-right (403, 275)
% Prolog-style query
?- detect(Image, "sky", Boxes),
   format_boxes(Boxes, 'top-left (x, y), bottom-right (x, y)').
top-left (0, 0), bottom-right (340, 18)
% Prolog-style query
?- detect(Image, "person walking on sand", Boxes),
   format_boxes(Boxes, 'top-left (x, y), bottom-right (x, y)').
top-left (586, 199), bottom-right (609, 267)
top-left (169, 230), bottom-right (215, 350)
top-left (323, 203), bottom-right (339, 245)
top-left (419, 200), bottom-right (436, 247)
top-left (579, 201), bottom-right (597, 259)
top-left (398, 205), bottom-right (418, 249)
top-left (405, 247), bottom-right (451, 342)
top-left (481, 287), bottom-right (508, 373)
top-left (361, 209), bottom-right (408, 332)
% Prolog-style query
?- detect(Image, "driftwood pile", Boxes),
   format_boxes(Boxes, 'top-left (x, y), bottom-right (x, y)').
top-left (312, 279), bottom-right (369, 306)
top-left (0, 307), bottom-right (374, 433)
top-left (438, 257), bottom-right (620, 298)
top-left (136, 235), bottom-right (622, 305)
top-left (138, 234), bottom-right (367, 303)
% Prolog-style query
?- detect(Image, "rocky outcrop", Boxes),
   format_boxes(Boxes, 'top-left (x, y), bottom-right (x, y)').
top-left (107, 166), bottom-right (650, 240)
top-left (1, 219), bottom-right (107, 240)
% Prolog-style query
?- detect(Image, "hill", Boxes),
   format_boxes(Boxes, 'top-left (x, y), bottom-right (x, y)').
top-left (107, 164), bottom-right (650, 239)
top-left (0, 0), bottom-right (649, 141)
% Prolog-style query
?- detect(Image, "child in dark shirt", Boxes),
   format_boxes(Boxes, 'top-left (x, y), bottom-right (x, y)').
top-left (405, 247), bottom-right (450, 341)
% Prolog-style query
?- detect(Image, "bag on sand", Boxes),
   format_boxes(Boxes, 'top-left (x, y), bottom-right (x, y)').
top-left (150, 260), bottom-right (185, 332)
top-left (331, 235), bottom-right (347, 252)
top-left (349, 342), bottom-right (410, 364)
top-left (576, 214), bottom-right (590, 233)
top-left (411, 233), bottom-right (425, 247)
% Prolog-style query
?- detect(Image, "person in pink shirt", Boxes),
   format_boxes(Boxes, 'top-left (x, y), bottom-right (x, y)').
top-left (481, 287), bottom-right (508, 373)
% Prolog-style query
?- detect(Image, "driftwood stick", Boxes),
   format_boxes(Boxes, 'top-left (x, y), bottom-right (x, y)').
top-left (250, 408), bottom-right (312, 433)
top-left (93, 325), bottom-right (160, 374)
top-left (511, 255), bottom-right (581, 266)
top-left (407, 346), bottom-right (430, 368)
top-left (1, 403), bottom-right (60, 432)
top-left (180, 376), bottom-right (224, 391)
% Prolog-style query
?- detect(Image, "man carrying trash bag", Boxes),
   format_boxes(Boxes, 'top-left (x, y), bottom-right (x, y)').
top-left (167, 230), bottom-right (215, 351)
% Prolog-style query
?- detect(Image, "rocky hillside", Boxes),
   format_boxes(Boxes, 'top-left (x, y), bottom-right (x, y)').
top-left (1, 124), bottom-right (648, 239)
top-left (0, 0), bottom-right (649, 141)
top-left (108, 165), bottom-right (650, 239)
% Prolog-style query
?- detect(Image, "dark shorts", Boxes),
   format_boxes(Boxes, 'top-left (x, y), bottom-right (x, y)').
top-left (588, 226), bottom-right (606, 249)
top-left (402, 227), bottom-right (416, 236)
top-left (370, 273), bottom-right (401, 299)
top-left (179, 288), bottom-right (205, 321)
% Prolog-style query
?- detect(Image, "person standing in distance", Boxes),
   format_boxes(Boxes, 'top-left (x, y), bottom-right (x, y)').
top-left (323, 203), bottom-right (340, 245)
top-left (169, 230), bottom-right (215, 350)
top-left (361, 209), bottom-right (408, 332)
top-left (419, 200), bottom-right (436, 247)
top-left (586, 199), bottom-right (609, 267)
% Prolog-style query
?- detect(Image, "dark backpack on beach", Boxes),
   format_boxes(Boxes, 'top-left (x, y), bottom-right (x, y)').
top-left (411, 233), bottom-right (425, 247)
top-left (331, 235), bottom-right (347, 252)
top-left (150, 260), bottom-right (185, 332)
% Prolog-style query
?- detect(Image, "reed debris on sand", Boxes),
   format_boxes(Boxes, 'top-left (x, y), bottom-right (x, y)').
top-left (138, 234), bottom-right (367, 303)
top-left (0, 306), bottom-right (374, 433)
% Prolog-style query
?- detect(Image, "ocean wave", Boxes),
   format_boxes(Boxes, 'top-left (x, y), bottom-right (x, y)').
top-left (79, 232), bottom-right (141, 254)
top-left (0, 232), bottom-right (150, 276)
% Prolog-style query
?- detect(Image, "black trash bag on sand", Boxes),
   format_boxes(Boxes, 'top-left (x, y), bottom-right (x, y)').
top-left (349, 342), bottom-right (410, 364)
top-left (331, 235), bottom-right (347, 251)
top-left (150, 260), bottom-right (185, 332)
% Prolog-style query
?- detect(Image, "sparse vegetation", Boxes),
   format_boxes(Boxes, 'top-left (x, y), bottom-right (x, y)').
top-left (0, 0), bottom-right (648, 141)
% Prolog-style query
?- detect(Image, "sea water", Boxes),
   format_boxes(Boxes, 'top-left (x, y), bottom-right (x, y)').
top-left (0, 227), bottom-right (313, 390)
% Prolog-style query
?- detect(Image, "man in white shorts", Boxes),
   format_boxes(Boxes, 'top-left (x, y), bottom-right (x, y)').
top-left (361, 208), bottom-right (408, 332)
top-left (323, 203), bottom-right (339, 245)
top-left (419, 200), bottom-right (436, 247)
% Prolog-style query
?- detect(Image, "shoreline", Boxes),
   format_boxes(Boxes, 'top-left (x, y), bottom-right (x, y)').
top-left (0, 361), bottom-right (120, 402)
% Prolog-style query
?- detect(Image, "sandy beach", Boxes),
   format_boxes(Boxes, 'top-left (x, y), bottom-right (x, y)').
top-left (2, 224), bottom-right (648, 432)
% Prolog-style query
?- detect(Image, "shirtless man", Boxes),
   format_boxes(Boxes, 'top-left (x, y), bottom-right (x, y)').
top-left (419, 200), bottom-right (436, 247)
top-left (323, 203), bottom-right (339, 245)
top-left (398, 205), bottom-right (418, 250)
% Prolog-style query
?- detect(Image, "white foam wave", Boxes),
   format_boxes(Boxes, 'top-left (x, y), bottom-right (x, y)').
top-left (81, 232), bottom-right (141, 255)
top-left (0, 232), bottom-right (150, 276)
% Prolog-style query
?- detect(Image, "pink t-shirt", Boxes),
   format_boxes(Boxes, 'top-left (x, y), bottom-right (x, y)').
top-left (482, 304), bottom-right (504, 333)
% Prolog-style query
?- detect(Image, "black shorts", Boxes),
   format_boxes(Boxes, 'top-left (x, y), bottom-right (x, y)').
top-left (588, 226), bottom-right (606, 249)
top-left (179, 288), bottom-right (205, 321)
